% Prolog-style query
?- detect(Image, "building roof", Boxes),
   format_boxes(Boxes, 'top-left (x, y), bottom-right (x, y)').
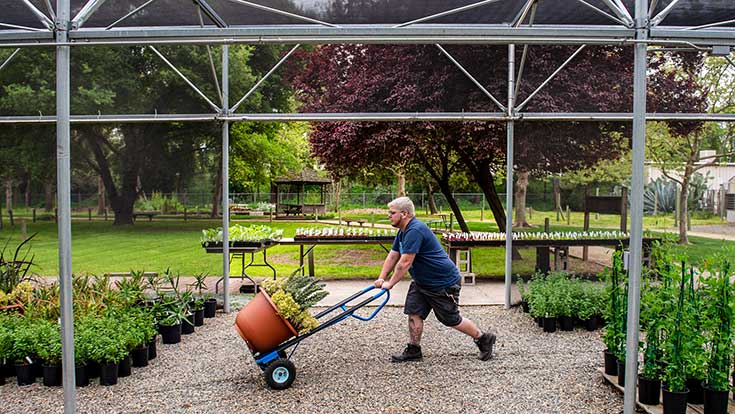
top-left (273, 167), bottom-right (331, 184)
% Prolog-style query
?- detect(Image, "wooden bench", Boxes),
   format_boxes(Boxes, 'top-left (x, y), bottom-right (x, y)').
top-left (133, 211), bottom-right (159, 222)
top-left (343, 218), bottom-right (367, 227)
top-left (426, 214), bottom-right (449, 231)
top-left (283, 204), bottom-right (303, 216)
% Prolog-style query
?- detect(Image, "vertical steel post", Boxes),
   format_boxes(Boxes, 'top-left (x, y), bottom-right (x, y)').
top-left (56, 0), bottom-right (76, 412)
top-left (624, 1), bottom-right (647, 412)
top-left (222, 45), bottom-right (231, 313)
top-left (504, 44), bottom-right (515, 309)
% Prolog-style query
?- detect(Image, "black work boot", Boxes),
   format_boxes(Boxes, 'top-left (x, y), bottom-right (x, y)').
top-left (475, 332), bottom-right (496, 361)
top-left (391, 344), bottom-right (423, 363)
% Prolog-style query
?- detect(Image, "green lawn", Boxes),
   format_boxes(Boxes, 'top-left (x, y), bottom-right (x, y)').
top-left (1, 209), bottom-right (730, 279)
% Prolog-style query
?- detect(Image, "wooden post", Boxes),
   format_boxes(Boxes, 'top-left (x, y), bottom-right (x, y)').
top-left (544, 217), bottom-right (550, 233)
top-left (449, 213), bottom-right (454, 232)
top-left (621, 187), bottom-right (628, 232)
top-left (88, 208), bottom-right (92, 221)
top-left (595, 187), bottom-right (600, 220)
top-left (104, 208), bottom-right (108, 221)
top-left (55, 208), bottom-right (58, 223)
top-left (269, 207), bottom-right (273, 223)
top-left (21, 219), bottom-right (27, 240)
top-left (32, 208), bottom-right (36, 223)
top-left (8, 209), bottom-right (14, 226)
top-left (528, 207), bottom-right (532, 220)
top-left (481, 194), bottom-right (485, 222)
top-left (583, 212), bottom-right (590, 261)
top-left (566, 205), bottom-right (570, 225)
top-left (370, 212), bottom-right (375, 227)
top-left (184, 208), bottom-right (188, 222)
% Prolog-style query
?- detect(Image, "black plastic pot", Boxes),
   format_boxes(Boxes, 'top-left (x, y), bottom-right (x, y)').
top-left (182, 314), bottom-right (195, 335)
top-left (160, 323), bottom-right (182, 344)
top-left (521, 300), bottom-right (529, 313)
top-left (638, 375), bottom-right (661, 405)
top-left (687, 377), bottom-right (704, 404)
top-left (559, 316), bottom-right (574, 331)
top-left (148, 337), bottom-right (158, 360)
top-left (118, 355), bottom-right (132, 377)
top-left (535, 317), bottom-right (542, 327)
top-left (617, 359), bottom-right (626, 386)
top-left (604, 350), bottom-right (618, 376)
top-left (42, 364), bottom-right (62, 386)
top-left (0, 367), bottom-right (5, 386)
top-left (542, 317), bottom-right (556, 333)
top-left (583, 317), bottom-right (598, 331)
top-left (131, 345), bottom-right (149, 367)
top-left (704, 387), bottom-right (729, 414)
top-left (15, 362), bottom-right (35, 386)
top-left (75, 363), bottom-right (89, 387)
top-left (99, 362), bottom-right (119, 386)
top-left (194, 308), bottom-right (204, 326)
top-left (204, 299), bottom-right (217, 318)
top-left (86, 361), bottom-right (100, 378)
top-left (663, 388), bottom-right (689, 414)
top-left (2, 361), bottom-right (13, 378)
top-left (32, 360), bottom-right (43, 378)
top-left (596, 314), bottom-right (606, 328)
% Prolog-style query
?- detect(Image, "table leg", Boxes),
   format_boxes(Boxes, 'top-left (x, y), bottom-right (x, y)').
top-left (536, 246), bottom-right (550, 273)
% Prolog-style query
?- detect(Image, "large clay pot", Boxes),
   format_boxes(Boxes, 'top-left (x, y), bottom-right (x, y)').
top-left (234, 291), bottom-right (298, 353)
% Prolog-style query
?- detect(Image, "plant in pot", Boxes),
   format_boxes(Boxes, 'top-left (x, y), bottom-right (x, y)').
top-left (602, 251), bottom-right (626, 377)
top-left (33, 319), bottom-right (63, 387)
top-left (9, 317), bottom-right (39, 386)
top-left (73, 319), bottom-right (91, 387)
top-left (638, 274), bottom-right (667, 406)
top-left (188, 273), bottom-right (208, 326)
top-left (575, 283), bottom-right (597, 332)
top-left (86, 320), bottom-right (128, 386)
top-left (699, 254), bottom-right (734, 414)
top-left (131, 308), bottom-right (157, 365)
top-left (681, 265), bottom-right (707, 405)
top-left (661, 260), bottom-right (691, 414)
top-left (0, 315), bottom-right (13, 385)
top-left (114, 270), bottom-right (147, 308)
top-left (517, 279), bottom-right (529, 313)
top-left (155, 298), bottom-right (186, 344)
top-left (556, 278), bottom-right (575, 332)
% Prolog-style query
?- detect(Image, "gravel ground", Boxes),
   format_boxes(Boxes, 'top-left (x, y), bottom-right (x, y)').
top-left (0, 306), bottom-right (626, 414)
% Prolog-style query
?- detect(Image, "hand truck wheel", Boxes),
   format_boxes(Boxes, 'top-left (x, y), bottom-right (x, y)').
top-left (264, 358), bottom-right (296, 390)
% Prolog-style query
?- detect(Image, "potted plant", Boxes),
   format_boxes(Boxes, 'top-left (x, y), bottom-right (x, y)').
top-left (662, 261), bottom-right (690, 414)
top-left (602, 251), bottom-right (626, 377)
top-left (700, 255), bottom-right (734, 414)
top-left (34, 320), bottom-right (62, 387)
top-left (557, 279), bottom-right (575, 332)
top-left (638, 274), bottom-right (667, 406)
top-left (189, 273), bottom-right (208, 326)
top-left (155, 298), bottom-right (185, 344)
top-left (9, 317), bottom-right (38, 386)
top-left (86, 319), bottom-right (128, 386)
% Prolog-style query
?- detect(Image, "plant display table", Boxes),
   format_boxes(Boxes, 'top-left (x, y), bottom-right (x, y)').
top-left (280, 236), bottom-right (395, 277)
top-left (203, 241), bottom-right (279, 293)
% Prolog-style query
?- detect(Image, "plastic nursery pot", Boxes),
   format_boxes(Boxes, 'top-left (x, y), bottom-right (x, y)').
top-left (194, 309), bottom-right (204, 326)
top-left (75, 363), bottom-right (89, 387)
top-left (86, 361), bottom-right (100, 378)
top-left (159, 323), bottom-right (182, 344)
top-left (535, 317), bottom-right (542, 327)
top-left (638, 375), bottom-right (661, 405)
top-left (234, 291), bottom-right (298, 353)
top-left (15, 362), bottom-right (35, 386)
top-left (704, 387), bottom-right (729, 414)
top-left (603, 351), bottom-right (618, 376)
top-left (521, 301), bottom-right (529, 313)
top-left (686, 377), bottom-right (704, 404)
top-left (204, 299), bottom-right (217, 318)
top-left (617, 360), bottom-right (626, 387)
top-left (182, 314), bottom-right (195, 335)
top-left (542, 317), bottom-right (556, 333)
top-left (118, 355), bottom-right (132, 378)
top-left (42, 364), bottom-right (62, 387)
top-left (131, 345), bottom-right (149, 367)
top-left (99, 362), bottom-right (119, 386)
top-left (583, 317), bottom-right (598, 331)
top-left (662, 388), bottom-right (689, 414)
top-left (148, 337), bottom-right (158, 360)
top-left (559, 316), bottom-right (574, 331)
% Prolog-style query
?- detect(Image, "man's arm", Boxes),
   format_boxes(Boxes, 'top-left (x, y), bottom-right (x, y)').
top-left (374, 250), bottom-right (400, 288)
top-left (380, 253), bottom-right (416, 290)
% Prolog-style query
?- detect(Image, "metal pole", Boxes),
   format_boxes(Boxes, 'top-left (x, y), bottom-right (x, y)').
top-left (623, 1), bottom-right (647, 412)
top-left (504, 44), bottom-right (515, 310)
top-left (222, 45), bottom-right (231, 313)
top-left (56, 0), bottom-right (76, 412)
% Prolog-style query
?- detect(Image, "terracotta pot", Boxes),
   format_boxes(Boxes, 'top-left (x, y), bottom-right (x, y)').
top-left (234, 291), bottom-right (298, 353)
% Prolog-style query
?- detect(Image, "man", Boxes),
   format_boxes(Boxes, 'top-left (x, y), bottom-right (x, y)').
top-left (374, 196), bottom-right (496, 362)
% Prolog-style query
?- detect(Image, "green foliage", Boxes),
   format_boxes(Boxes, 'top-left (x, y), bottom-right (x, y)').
top-left (283, 273), bottom-right (329, 310)
top-left (525, 271), bottom-right (605, 320)
top-left (263, 273), bottom-right (328, 333)
top-left (0, 234), bottom-right (36, 294)
top-left (135, 192), bottom-right (184, 213)
top-left (200, 224), bottom-right (284, 245)
top-left (33, 319), bottom-right (62, 366)
top-left (700, 252), bottom-right (735, 391)
top-left (602, 251), bottom-right (627, 361)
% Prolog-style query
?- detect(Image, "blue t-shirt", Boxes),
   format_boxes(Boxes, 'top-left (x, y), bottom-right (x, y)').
top-left (391, 217), bottom-right (460, 289)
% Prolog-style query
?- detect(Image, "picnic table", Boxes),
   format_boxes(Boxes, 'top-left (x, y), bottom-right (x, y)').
top-left (133, 211), bottom-right (159, 222)
top-left (282, 203), bottom-right (303, 216)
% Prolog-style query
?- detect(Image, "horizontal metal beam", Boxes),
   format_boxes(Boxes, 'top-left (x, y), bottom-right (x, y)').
top-left (3, 112), bottom-right (735, 124)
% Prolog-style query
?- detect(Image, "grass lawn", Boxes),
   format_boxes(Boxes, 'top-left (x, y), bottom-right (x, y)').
top-left (1, 208), bottom-right (730, 279)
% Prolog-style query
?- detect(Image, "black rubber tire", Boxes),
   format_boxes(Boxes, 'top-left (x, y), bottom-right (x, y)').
top-left (263, 358), bottom-right (296, 390)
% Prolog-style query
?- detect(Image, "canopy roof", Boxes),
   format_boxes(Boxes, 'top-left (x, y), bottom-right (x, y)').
top-left (273, 167), bottom-right (331, 184)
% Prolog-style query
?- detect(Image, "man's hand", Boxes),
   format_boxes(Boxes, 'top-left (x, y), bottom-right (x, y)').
top-left (380, 280), bottom-right (394, 290)
top-left (373, 278), bottom-right (385, 288)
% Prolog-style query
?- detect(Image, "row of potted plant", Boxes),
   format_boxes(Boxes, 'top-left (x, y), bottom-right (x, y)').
top-left (443, 230), bottom-right (633, 242)
top-left (294, 227), bottom-right (396, 240)
top-left (518, 271), bottom-right (606, 333)
top-left (602, 243), bottom-right (735, 414)
top-left (200, 224), bottom-right (283, 247)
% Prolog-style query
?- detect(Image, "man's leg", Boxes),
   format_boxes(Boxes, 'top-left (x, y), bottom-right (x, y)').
top-left (451, 317), bottom-right (482, 339)
top-left (408, 314), bottom-right (424, 345)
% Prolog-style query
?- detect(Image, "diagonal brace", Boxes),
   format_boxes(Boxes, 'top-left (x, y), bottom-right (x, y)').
top-left (394, 0), bottom-right (508, 28)
top-left (72, 0), bottom-right (109, 29)
top-left (436, 44), bottom-right (506, 112)
top-left (192, 0), bottom-right (228, 28)
top-left (651, 0), bottom-right (682, 26)
top-left (21, 0), bottom-right (54, 29)
top-left (231, 44), bottom-right (301, 113)
top-left (598, 0), bottom-right (634, 26)
top-left (0, 49), bottom-right (21, 73)
top-left (516, 45), bottom-right (587, 112)
top-left (573, 0), bottom-right (629, 26)
top-left (106, 0), bottom-right (158, 30)
top-left (223, 0), bottom-right (339, 27)
top-left (148, 46), bottom-right (221, 112)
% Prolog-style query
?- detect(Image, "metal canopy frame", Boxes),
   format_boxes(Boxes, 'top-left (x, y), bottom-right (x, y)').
top-left (1, 1), bottom-right (735, 413)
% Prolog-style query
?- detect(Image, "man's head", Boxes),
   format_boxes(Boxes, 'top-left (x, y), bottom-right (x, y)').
top-left (387, 197), bottom-right (415, 228)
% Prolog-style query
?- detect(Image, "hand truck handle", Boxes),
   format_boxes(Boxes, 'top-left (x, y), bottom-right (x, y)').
top-left (339, 286), bottom-right (390, 321)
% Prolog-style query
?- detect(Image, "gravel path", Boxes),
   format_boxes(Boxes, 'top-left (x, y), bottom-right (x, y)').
top-left (0, 307), bottom-right (625, 414)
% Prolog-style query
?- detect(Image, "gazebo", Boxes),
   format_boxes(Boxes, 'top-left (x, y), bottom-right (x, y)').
top-left (271, 168), bottom-right (331, 218)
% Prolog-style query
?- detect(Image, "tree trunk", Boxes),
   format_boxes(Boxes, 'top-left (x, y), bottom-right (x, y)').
top-left (332, 178), bottom-right (341, 213)
top-left (514, 169), bottom-right (531, 228)
top-left (97, 176), bottom-right (106, 215)
top-left (427, 183), bottom-right (438, 214)
top-left (396, 169), bottom-right (406, 197)
top-left (211, 163), bottom-right (222, 218)
top-left (552, 177), bottom-right (561, 213)
top-left (435, 180), bottom-right (470, 233)
top-left (5, 179), bottom-right (13, 212)
top-left (23, 176), bottom-right (31, 208)
top-left (678, 176), bottom-right (690, 245)
top-left (44, 178), bottom-right (55, 212)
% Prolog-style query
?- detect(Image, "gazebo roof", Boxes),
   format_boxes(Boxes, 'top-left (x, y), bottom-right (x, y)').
top-left (273, 167), bottom-right (331, 185)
